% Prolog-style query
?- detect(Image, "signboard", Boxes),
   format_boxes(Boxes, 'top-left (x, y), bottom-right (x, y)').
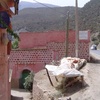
top-left (79, 31), bottom-right (88, 40)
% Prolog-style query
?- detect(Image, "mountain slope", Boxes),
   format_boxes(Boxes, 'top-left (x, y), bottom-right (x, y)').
top-left (80, 0), bottom-right (100, 32)
top-left (19, 1), bottom-right (59, 10)
top-left (11, 7), bottom-right (76, 32)
top-left (11, 0), bottom-right (100, 33)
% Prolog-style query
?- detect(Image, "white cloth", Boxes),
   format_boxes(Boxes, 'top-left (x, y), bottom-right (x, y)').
top-left (45, 57), bottom-right (84, 77)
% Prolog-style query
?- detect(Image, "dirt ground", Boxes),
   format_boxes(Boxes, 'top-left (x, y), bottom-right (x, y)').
top-left (33, 62), bottom-right (100, 100)
top-left (11, 62), bottom-right (100, 100)
top-left (11, 89), bottom-right (32, 100)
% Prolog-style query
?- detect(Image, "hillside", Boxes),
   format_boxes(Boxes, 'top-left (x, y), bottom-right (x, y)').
top-left (11, 0), bottom-right (100, 33)
top-left (80, 0), bottom-right (100, 32)
top-left (11, 7), bottom-right (76, 32)
top-left (19, 1), bottom-right (59, 10)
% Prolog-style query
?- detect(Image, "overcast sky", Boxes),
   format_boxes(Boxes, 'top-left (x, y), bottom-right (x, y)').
top-left (20, 0), bottom-right (90, 7)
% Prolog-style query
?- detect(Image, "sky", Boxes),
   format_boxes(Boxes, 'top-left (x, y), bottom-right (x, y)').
top-left (20, 0), bottom-right (91, 7)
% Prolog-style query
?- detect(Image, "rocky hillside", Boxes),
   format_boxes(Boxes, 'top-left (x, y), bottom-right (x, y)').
top-left (19, 1), bottom-right (59, 10)
top-left (80, 0), bottom-right (100, 32)
top-left (11, 0), bottom-right (100, 33)
top-left (11, 7), bottom-right (76, 32)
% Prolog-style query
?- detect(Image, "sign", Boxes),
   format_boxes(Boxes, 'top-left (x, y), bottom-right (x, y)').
top-left (79, 31), bottom-right (88, 40)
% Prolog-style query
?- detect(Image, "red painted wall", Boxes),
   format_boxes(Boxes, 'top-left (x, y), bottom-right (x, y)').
top-left (0, 29), bottom-right (10, 100)
top-left (9, 30), bottom-right (90, 88)
top-left (19, 30), bottom-right (90, 49)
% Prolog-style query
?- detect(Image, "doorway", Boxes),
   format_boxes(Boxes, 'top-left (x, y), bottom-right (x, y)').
top-left (19, 69), bottom-right (30, 89)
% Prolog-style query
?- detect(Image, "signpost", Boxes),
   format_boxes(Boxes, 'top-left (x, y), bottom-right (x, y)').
top-left (75, 0), bottom-right (79, 57)
top-left (65, 11), bottom-right (69, 57)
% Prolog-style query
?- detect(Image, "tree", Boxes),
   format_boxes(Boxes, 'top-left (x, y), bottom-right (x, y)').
top-left (12, 39), bottom-right (19, 49)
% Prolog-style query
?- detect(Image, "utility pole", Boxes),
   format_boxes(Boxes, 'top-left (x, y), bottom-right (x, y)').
top-left (65, 11), bottom-right (69, 57)
top-left (75, 0), bottom-right (79, 57)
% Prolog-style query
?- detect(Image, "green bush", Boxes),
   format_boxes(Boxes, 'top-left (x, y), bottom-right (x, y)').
top-left (91, 36), bottom-right (98, 41)
top-left (12, 39), bottom-right (19, 49)
top-left (24, 71), bottom-right (34, 92)
top-left (94, 40), bottom-right (99, 45)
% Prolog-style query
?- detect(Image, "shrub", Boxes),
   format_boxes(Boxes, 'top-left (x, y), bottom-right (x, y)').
top-left (24, 71), bottom-right (34, 92)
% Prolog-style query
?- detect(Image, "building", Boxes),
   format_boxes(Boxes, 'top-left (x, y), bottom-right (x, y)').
top-left (9, 30), bottom-right (90, 88)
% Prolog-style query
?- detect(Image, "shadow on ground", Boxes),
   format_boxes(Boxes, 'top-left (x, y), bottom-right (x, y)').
top-left (11, 95), bottom-right (23, 100)
top-left (56, 80), bottom-right (89, 97)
